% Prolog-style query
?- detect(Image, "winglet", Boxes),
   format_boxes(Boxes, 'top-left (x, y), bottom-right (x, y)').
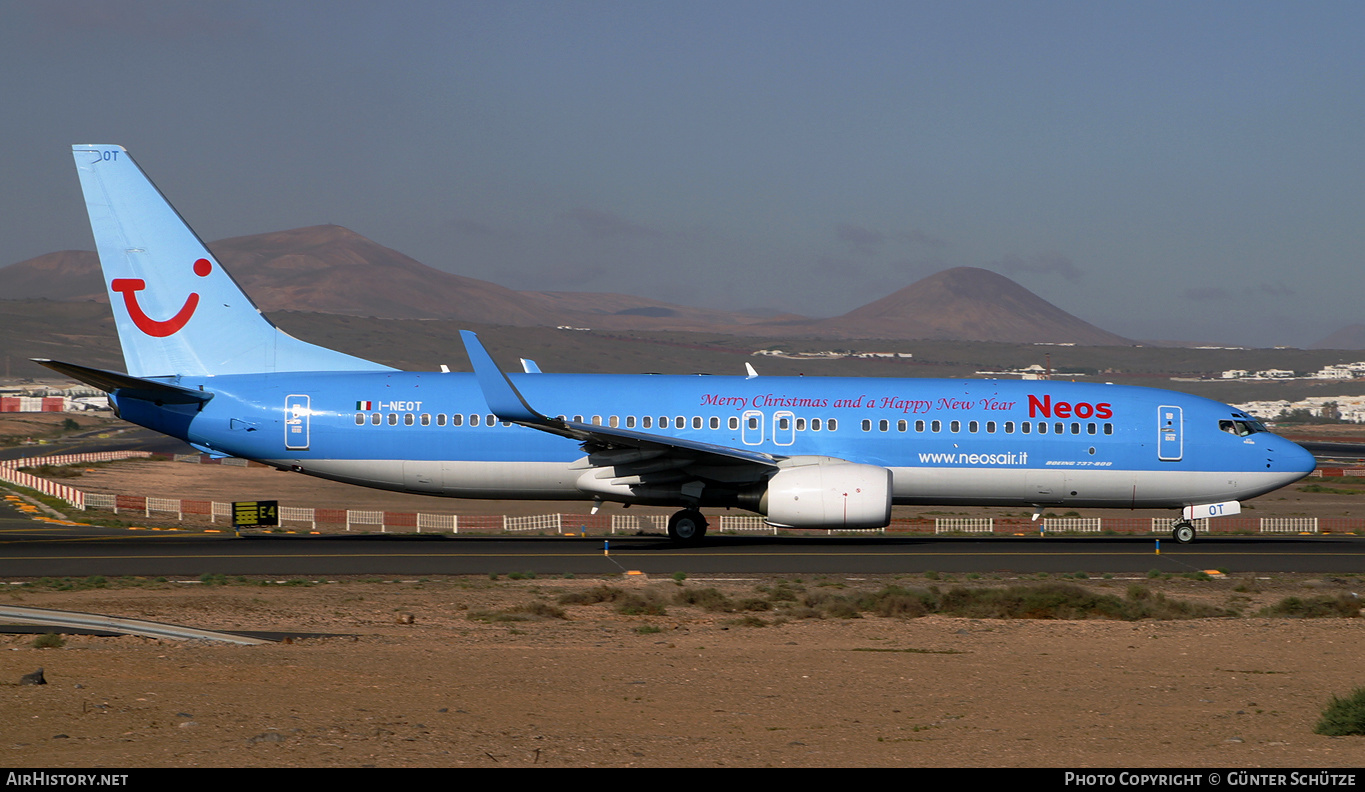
top-left (520, 358), bottom-right (542, 374)
top-left (459, 331), bottom-right (542, 422)
top-left (745, 362), bottom-right (758, 379)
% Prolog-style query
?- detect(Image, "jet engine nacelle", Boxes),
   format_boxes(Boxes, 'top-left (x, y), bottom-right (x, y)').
top-left (761, 460), bottom-right (892, 529)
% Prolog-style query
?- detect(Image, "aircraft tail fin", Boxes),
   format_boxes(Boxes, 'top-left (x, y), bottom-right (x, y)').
top-left (71, 145), bottom-right (394, 378)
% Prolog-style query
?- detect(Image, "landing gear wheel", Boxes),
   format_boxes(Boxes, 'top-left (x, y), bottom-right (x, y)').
top-left (667, 509), bottom-right (708, 543)
top-left (1172, 521), bottom-right (1196, 544)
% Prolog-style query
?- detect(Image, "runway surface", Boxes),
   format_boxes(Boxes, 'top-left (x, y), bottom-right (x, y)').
top-left (0, 520), bottom-right (1360, 578)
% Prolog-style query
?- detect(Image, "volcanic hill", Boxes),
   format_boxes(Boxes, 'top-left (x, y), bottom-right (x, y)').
top-left (2, 227), bottom-right (1130, 345)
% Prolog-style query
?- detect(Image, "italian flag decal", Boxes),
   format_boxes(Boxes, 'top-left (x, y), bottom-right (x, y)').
top-left (356, 400), bottom-right (373, 410)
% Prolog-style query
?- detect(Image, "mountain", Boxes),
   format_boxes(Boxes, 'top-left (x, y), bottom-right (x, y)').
top-left (767, 267), bottom-right (1132, 345)
top-left (2, 229), bottom-right (1130, 344)
top-left (1311, 325), bottom-right (1365, 350)
top-left (0, 249), bottom-right (104, 301)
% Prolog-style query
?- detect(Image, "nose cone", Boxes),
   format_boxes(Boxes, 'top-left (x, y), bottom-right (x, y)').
top-left (1273, 435), bottom-right (1318, 480)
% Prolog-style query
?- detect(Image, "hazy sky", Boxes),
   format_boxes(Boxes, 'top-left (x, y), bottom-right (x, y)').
top-left (4, 0), bottom-right (1363, 347)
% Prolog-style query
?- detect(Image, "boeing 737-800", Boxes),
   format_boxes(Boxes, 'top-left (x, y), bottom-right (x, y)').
top-left (40, 145), bottom-right (1317, 544)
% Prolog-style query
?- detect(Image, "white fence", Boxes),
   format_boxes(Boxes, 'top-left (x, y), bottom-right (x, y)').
top-left (1259, 517), bottom-right (1318, 534)
top-left (504, 513), bottom-right (562, 533)
top-left (935, 517), bottom-right (993, 534)
top-left (1149, 517), bottom-right (1210, 534)
top-left (610, 514), bottom-right (665, 534)
top-left (719, 515), bottom-right (773, 533)
top-left (0, 451), bottom-right (153, 508)
top-left (1042, 517), bottom-right (1102, 533)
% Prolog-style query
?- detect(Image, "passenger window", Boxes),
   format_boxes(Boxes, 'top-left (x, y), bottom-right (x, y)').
top-left (592, 415), bottom-right (602, 426)
top-left (404, 413), bottom-right (414, 426)
top-left (355, 413), bottom-right (364, 425)
top-left (862, 419), bottom-right (872, 432)
top-left (931, 420), bottom-right (941, 433)
top-left (986, 421), bottom-right (996, 433)
top-left (897, 420), bottom-right (907, 432)
top-left (371, 413), bottom-right (381, 426)
top-left (676, 416), bottom-right (686, 429)
top-left (710, 416), bottom-right (720, 429)
top-left (451, 413), bottom-right (463, 426)
top-left (642, 416), bottom-right (652, 429)
top-left (1104, 423), bottom-right (1113, 435)
top-left (626, 416), bottom-right (636, 428)
top-left (796, 418), bottom-right (806, 431)
top-left (470, 415), bottom-right (480, 427)
top-left (779, 417), bottom-right (791, 430)
top-left (748, 416), bottom-right (758, 429)
top-left (1087, 422), bottom-right (1096, 435)
top-left (828, 419), bottom-right (838, 431)
top-left (420, 413), bottom-right (431, 426)
top-left (729, 416), bottom-right (740, 430)
top-left (879, 419), bottom-right (889, 432)
top-left (1070, 422), bottom-right (1079, 434)
top-left (693, 416), bottom-right (702, 429)
top-left (1005, 421), bottom-right (1014, 433)
top-left (950, 420), bottom-right (961, 433)
top-left (609, 416), bottom-right (619, 428)
top-left (811, 418), bottom-right (821, 431)
top-left (573, 415), bottom-right (584, 423)
top-left (1021, 421), bottom-right (1029, 434)
top-left (437, 414), bottom-right (446, 426)
top-left (1037, 422), bottom-right (1046, 434)
top-left (487, 415), bottom-right (496, 426)
top-left (1054, 422), bottom-right (1063, 434)
top-left (969, 420), bottom-right (979, 433)
top-left (915, 420), bottom-right (925, 432)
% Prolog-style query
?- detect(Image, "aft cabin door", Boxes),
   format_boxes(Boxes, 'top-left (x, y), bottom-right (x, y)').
top-left (1158, 405), bottom-right (1182, 461)
top-left (285, 394), bottom-right (310, 450)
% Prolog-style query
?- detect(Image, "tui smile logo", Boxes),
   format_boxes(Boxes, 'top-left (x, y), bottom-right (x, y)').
top-left (110, 258), bottom-right (213, 337)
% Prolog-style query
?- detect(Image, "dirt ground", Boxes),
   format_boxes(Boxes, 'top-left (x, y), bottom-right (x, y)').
top-left (2, 574), bottom-right (1365, 768)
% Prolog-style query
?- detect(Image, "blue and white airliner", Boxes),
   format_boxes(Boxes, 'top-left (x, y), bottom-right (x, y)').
top-left (41, 145), bottom-right (1317, 544)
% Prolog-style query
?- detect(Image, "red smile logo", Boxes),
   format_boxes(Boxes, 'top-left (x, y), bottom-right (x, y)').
top-left (111, 258), bottom-right (212, 337)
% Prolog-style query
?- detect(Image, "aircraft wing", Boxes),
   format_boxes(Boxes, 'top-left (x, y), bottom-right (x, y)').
top-left (460, 331), bottom-right (780, 470)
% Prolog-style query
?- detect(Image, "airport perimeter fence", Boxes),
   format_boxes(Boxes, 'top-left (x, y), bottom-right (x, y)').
top-left (2, 451), bottom-right (1364, 537)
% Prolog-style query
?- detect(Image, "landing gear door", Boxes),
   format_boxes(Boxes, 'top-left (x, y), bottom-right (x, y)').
top-left (285, 394), bottom-right (311, 450)
top-left (1158, 405), bottom-right (1182, 461)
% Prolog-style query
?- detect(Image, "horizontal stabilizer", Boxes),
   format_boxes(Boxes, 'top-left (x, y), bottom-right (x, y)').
top-left (32, 359), bottom-right (213, 405)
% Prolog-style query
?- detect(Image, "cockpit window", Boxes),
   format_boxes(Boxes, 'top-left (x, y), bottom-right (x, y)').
top-left (1219, 419), bottom-right (1262, 437)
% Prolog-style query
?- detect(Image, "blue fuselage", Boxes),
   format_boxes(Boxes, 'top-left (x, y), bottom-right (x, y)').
top-left (115, 371), bottom-right (1316, 510)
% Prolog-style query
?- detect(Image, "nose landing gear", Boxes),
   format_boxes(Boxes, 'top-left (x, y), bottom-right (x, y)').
top-left (1171, 519), bottom-right (1196, 544)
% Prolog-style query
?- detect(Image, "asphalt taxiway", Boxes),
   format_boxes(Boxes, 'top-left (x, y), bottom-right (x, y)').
top-left (0, 521), bottom-right (1361, 578)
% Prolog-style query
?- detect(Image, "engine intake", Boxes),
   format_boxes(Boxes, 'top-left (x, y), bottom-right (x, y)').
top-left (758, 460), bottom-right (892, 529)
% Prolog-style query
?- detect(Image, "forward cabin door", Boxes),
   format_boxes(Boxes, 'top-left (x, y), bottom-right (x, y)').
top-left (1158, 405), bottom-right (1183, 461)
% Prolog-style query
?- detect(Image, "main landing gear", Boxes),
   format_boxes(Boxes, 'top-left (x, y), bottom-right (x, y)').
top-left (1171, 519), bottom-right (1197, 544)
top-left (667, 509), bottom-right (708, 543)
